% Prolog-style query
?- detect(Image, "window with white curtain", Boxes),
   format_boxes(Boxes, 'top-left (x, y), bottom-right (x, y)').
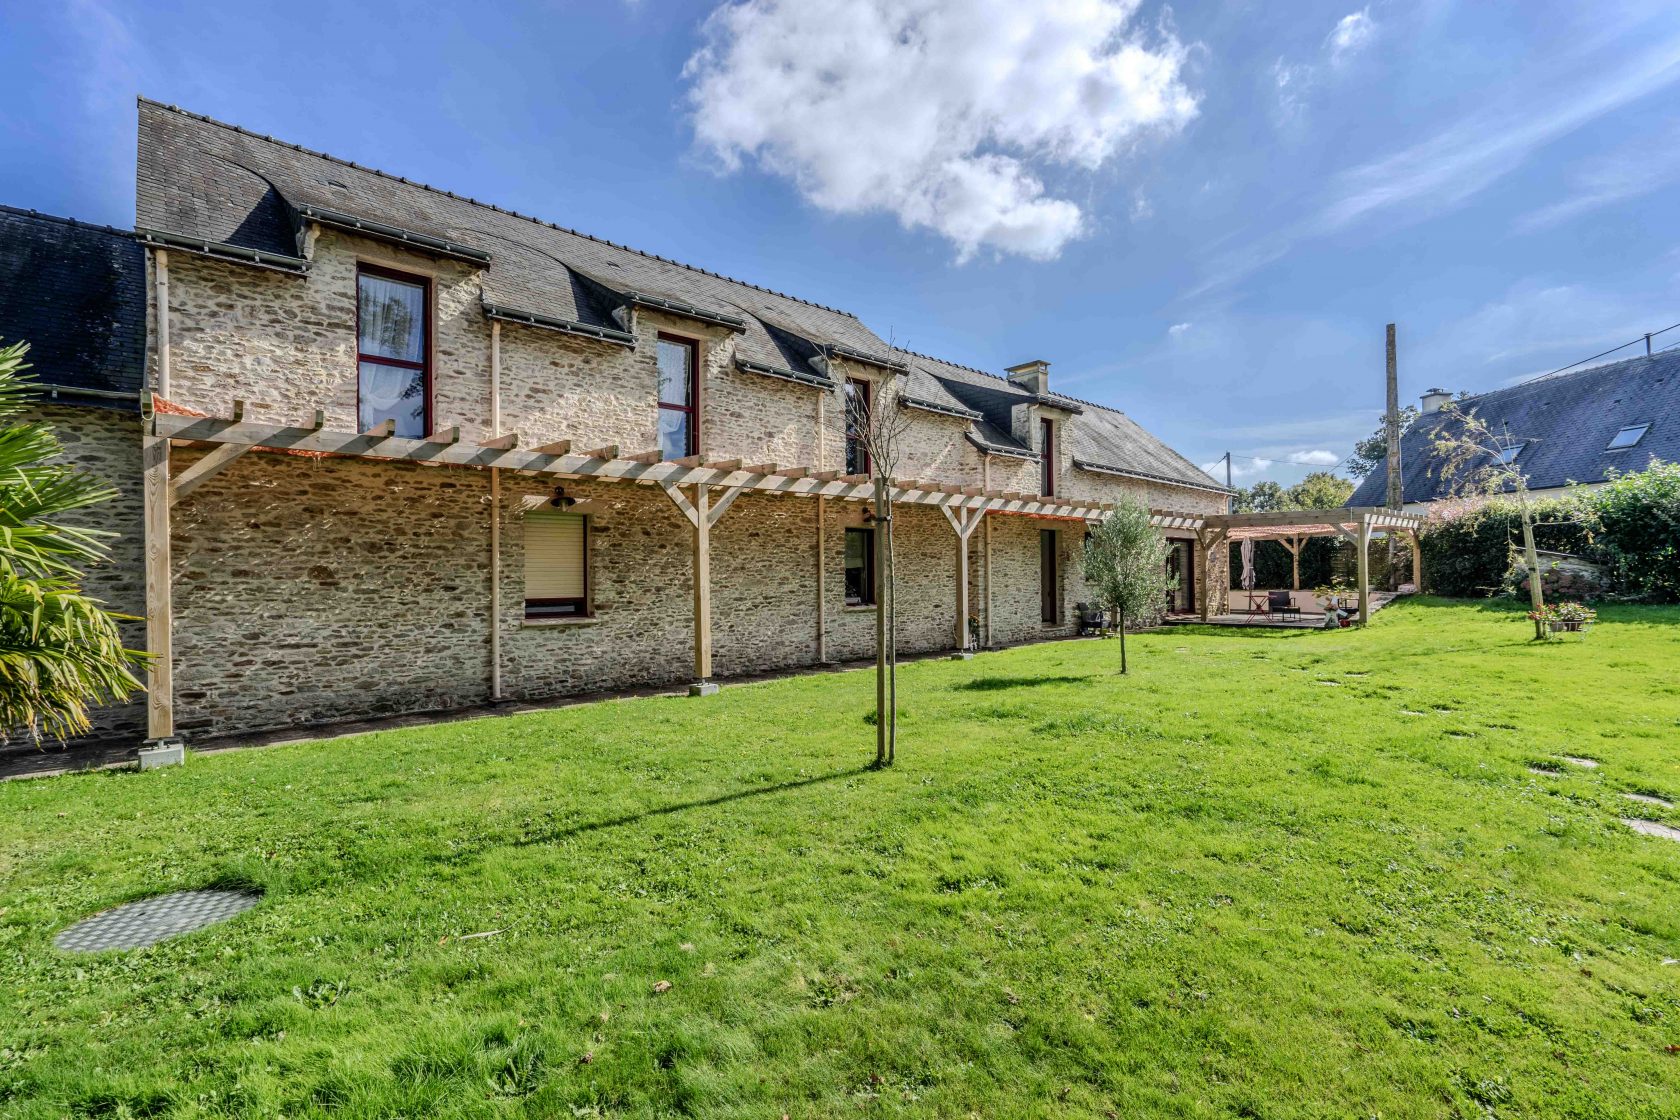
top-left (357, 266), bottom-right (429, 438)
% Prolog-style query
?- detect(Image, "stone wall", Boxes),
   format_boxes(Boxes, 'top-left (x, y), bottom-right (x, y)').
top-left (32, 402), bottom-right (146, 740)
top-left (123, 229), bottom-right (1240, 740)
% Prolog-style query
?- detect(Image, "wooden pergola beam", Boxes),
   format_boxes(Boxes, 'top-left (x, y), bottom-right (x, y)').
top-left (149, 414), bottom-right (1112, 522)
top-left (168, 441), bottom-right (253, 504)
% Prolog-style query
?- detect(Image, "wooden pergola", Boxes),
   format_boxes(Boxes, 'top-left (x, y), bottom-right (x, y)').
top-left (140, 399), bottom-right (1122, 742)
top-left (1191, 507), bottom-right (1425, 625)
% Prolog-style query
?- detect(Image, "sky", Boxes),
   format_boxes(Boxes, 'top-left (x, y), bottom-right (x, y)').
top-left (4, 0), bottom-right (1679, 487)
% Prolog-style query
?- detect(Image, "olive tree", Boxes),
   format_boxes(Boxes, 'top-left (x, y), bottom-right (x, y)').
top-left (1081, 496), bottom-right (1172, 674)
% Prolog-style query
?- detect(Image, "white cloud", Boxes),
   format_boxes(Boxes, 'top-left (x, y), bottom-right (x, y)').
top-left (1513, 126), bottom-right (1680, 233)
top-left (1203, 457), bottom-right (1272, 479)
top-left (1326, 9), bottom-right (1377, 66)
top-left (1189, 31), bottom-right (1680, 298)
top-left (1168, 321), bottom-right (1192, 337)
top-left (684, 0), bottom-right (1199, 261)
top-left (1270, 58), bottom-right (1312, 125)
top-left (1287, 449), bottom-right (1340, 466)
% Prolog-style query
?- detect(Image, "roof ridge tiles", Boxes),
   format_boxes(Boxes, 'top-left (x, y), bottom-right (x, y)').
top-left (137, 96), bottom-right (864, 322)
top-left (0, 204), bottom-right (137, 241)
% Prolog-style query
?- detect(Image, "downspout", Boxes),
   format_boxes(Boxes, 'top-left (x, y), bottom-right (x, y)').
top-left (982, 451), bottom-right (992, 649)
top-left (815, 387), bottom-right (826, 662)
top-left (155, 250), bottom-right (171, 399)
top-left (488, 319), bottom-right (503, 701)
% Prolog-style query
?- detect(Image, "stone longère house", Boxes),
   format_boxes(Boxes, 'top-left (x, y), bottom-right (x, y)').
top-left (2, 101), bottom-right (1233, 749)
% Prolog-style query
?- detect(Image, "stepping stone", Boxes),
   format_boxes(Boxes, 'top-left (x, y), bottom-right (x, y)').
top-left (1559, 756), bottom-right (1599, 769)
top-left (1399, 710), bottom-right (1426, 717)
top-left (1622, 792), bottom-right (1674, 808)
top-left (54, 889), bottom-right (261, 952)
top-left (1528, 766), bottom-right (1560, 776)
top-left (1623, 818), bottom-right (1680, 842)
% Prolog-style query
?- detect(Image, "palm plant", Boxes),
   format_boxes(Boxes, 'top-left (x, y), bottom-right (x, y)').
top-left (0, 340), bottom-right (145, 741)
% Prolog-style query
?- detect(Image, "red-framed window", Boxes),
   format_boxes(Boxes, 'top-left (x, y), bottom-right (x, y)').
top-left (845, 377), bottom-right (871, 475)
top-left (657, 334), bottom-right (698, 460)
top-left (356, 264), bottom-right (431, 438)
top-left (1040, 417), bottom-right (1055, 496)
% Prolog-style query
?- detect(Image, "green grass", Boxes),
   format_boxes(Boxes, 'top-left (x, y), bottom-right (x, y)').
top-left (4, 599), bottom-right (1680, 1118)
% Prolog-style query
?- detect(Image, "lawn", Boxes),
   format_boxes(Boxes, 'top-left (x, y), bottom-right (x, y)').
top-left (3, 599), bottom-right (1680, 1118)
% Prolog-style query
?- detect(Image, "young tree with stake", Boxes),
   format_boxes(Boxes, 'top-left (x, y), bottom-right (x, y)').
top-left (846, 374), bottom-right (911, 766)
top-left (1431, 404), bottom-right (1547, 634)
top-left (1081, 497), bottom-right (1172, 674)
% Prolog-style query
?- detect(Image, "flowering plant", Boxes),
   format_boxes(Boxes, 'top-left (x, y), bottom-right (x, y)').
top-left (1529, 601), bottom-right (1596, 624)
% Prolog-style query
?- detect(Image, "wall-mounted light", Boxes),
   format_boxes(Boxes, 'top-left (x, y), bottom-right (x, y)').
top-left (549, 486), bottom-right (577, 509)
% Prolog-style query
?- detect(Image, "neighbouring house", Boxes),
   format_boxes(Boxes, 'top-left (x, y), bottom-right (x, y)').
top-left (1349, 353), bottom-right (1680, 511)
top-left (0, 100), bottom-right (1237, 748)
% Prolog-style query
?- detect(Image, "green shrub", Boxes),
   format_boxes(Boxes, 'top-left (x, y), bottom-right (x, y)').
top-left (1591, 461), bottom-right (1680, 602)
top-left (1419, 495), bottom-right (1592, 598)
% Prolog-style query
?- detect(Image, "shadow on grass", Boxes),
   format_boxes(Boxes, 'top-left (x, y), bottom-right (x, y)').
top-left (517, 766), bottom-right (870, 848)
top-left (954, 675), bottom-right (1094, 692)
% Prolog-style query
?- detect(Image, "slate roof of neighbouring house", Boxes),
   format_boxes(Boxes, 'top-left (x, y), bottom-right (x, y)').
top-left (0, 206), bottom-right (146, 409)
top-left (135, 99), bottom-right (1225, 495)
top-left (1348, 350), bottom-right (1680, 505)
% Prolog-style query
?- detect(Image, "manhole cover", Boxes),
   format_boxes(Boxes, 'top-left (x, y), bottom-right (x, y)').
top-left (54, 889), bottom-right (261, 952)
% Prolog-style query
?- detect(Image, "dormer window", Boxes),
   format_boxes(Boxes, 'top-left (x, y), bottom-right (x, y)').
top-left (1607, 424), bottom-right (1649, 450)
top-left (1495, 441), bottom-right (1525, 465)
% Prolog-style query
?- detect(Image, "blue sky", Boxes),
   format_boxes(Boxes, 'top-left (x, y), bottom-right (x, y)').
top-left (4, 0), bottom-right (1679, 486)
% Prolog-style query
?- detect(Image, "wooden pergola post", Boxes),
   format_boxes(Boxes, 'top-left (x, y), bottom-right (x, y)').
top-left (1409, 528), bottom-right (1425, 594)
top-left (1279, 535), bottom-right (1304, 591)
top-left (1356, 513), bottom-right (1373, 625)
top-left (662, 480), bottom-right (748, 695)
top-left (141, 432), bottom-right (176, 753)
top-left (941, 504), bottom-right (986, 653)
top-left (1195, 527), bottom-right (1226, 621)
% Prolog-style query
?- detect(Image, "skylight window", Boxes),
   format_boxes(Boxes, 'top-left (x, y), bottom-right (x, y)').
top-left (1607, 424), bottom-right (1650, 450)
top-left (1495, 442), bottom-right (1525, 464)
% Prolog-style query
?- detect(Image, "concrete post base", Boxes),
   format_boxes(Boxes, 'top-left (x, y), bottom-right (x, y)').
top-left (138, 738), bottom-right (185, 770)
top-left (687, 681), bottom-right (720, 697)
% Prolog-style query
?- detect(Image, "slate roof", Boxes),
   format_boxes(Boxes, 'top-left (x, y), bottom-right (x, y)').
top-left (1348, 350), bottom-right (1680, 505)
top-left (135, 99), bottom-right (1223, 494)
top-left (0, 207), bottom-right (146, 409)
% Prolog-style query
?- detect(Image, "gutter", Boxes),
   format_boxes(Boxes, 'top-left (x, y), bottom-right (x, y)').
top-left (1072, 457), bottom-right (1233, 495)
top-left (294, 204), bottom-right (492, 266)
top-left (622, 290), bottom-right (747, 333)
top-left (900, 394), bottom-right (982, 421)
top-left (736, 357), bottom-right (834, 390)
top-left (966, 432), bottom-right (1041, 460)
top-left (135, 228), bottom-right (310, 274)
top-left (482, 302), bottom-right (636, 347)
top-left (822, 342), bottom-right (909, 373)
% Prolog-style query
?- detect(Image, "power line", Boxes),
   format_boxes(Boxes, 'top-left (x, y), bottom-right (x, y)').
top-left (1524, 319), bottom-right (1680, 383)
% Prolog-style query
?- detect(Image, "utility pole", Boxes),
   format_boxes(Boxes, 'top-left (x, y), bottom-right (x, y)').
top-left (1385, 323), bottom-right (1403, 588)
top-left (1224, 451), bottom-right (1234, 513)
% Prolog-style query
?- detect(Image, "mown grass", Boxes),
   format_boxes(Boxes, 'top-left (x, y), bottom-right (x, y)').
top-left (3, 598), bottom-right (1679, 1118)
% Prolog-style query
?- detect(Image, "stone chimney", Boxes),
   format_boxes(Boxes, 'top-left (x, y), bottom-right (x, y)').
top-left (1005, 360), bottom-right (1050, 396)
top-left (1420, 388), bottom-right (1452, 414)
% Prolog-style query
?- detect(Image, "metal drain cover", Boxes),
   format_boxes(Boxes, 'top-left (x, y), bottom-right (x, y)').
top-left (54, 889), bottom-right (261, 952)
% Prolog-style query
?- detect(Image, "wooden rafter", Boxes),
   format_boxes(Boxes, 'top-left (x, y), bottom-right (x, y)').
top-left (150, 411), bottom-right (1116, 522)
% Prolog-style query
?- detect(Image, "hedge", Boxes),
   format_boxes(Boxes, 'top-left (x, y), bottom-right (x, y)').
top-left (1417, 462), bottom-right (1680, 602)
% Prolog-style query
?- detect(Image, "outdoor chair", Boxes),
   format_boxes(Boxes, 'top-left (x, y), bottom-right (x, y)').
top-left (1075, 602), bottom-right (1110, 636)
top-left (1266, 590), bottom-right (1302, 621)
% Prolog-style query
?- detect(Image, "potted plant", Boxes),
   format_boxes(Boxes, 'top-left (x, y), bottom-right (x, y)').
top-left (1528, 601), bottom-right (1597, 638)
